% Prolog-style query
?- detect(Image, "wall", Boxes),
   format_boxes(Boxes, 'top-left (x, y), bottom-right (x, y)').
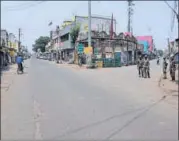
top-left (75, 16), bottom-right (116, 40)
top-left (8, 33), bottom-right (16, 48)
top-left (0, 30), bottom-right (8, 47)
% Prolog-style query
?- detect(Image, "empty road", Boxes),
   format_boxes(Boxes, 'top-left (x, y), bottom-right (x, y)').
top-left (2, 57), bottom-right (178, 140)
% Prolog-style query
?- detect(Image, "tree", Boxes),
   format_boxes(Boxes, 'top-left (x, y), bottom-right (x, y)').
top-left (157, 49), bottom-right (164, 57)
top-left (32, 36), bottom-right (50, 52)
top-left (70, 24), bottom-right (80, 44)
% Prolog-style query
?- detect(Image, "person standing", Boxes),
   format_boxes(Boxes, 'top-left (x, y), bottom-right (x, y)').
top-left (143, 55), bottom-right (150, 78)
top-left (157, 56), bottom-right (160, 65)
top-left (163, 57), bottom-right (168, 79)
top-left (137, 56), bottom-right (143, 77)
top-left (170, 57), bottom-right (176, 81)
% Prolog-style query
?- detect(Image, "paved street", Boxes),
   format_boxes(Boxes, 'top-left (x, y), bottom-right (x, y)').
top-left (1, 57), bottom-right (178, 140)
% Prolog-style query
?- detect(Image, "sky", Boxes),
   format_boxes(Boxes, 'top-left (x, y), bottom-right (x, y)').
top-left (1, 1), bottom-right (178, 52)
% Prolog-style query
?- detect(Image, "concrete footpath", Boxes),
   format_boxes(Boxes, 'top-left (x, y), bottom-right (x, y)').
top-left (1, 64), bottom-right (17, 93)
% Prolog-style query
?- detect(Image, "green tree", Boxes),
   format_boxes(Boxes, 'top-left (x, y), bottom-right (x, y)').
top-left (157, 49), bottom-right (164, 57)
top-left (32, 36), bottom-right (50, 52)
top-left (70, 24), bottom-right (80, 44)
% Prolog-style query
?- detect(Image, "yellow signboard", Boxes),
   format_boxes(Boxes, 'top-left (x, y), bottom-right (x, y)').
top-left (13, 43), bottom-right (16, 48)
top-left (84, 47), bottom-right (93, 54)
top-left (10, 51), bottom-right (15, 57)
top-left (84, 24), bottom-right (88, 32)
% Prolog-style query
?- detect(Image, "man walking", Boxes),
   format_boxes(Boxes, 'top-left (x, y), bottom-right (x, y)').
top-left (163, 57), bottom-right (168, 79)
top-left (143, 55), bottom-right (150, 78)
top-left (137, 56), bottom-right (143, 77)
top-left (170, 57), bottom-right (176, 81)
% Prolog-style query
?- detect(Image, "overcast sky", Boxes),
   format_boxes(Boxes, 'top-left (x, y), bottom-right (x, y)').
top-left (1, 1), bottom-right (178, 52)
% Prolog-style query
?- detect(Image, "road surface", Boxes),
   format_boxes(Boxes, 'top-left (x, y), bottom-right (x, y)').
top-left (1, 57), bottom-right (178, 140)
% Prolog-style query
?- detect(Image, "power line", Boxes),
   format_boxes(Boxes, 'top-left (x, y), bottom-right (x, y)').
top-left (164, 0), bottom-right (178, 16)
top-left (170, 1), bottom-right (177, 32)
top-left (3, 1), bottom-right (45, 11)
top-left (2, 2), bottom-right (39, 9)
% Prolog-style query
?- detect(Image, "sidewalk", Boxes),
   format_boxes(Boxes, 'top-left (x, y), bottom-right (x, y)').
top-left (1, 64), bottom-right (17, 93)
top-left (159, 70), bottom-right (178, 96)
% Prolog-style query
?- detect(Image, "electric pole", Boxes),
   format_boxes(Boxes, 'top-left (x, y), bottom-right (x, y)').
top-left (88, 1), bottom-right (91, 47)
top-left (127, 0), bottom-right (134, 66)
top-left (18, 28), bottom-right (21, 53)
top-left (87, 0), bottom-right (92, 67)
top-left (127, 0), bottom-right (134, 33)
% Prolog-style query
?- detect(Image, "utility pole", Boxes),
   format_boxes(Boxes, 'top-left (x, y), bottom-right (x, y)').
top-left (164, 0), bottom-right (179, 54)
top-left (18, 28), bottom-right (21, 53)
top-left (127, 0), bottom-right (134, 33)
top-left (127, 0), bottom-right (134, 66)
top-left (167, 38), bottom-right (170, 57)
top-left (88, 0), bottom-right (92, 66)
top-left (88, 1), bottom-right (91, 47)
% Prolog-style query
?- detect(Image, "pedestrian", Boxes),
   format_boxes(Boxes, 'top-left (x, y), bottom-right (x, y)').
top-left (169, 57), bottom-right (176, 81)
top-left (163, 57), bottom-right (168, 79)
top-left (157, 56), bottom-right (160, 65)
top-left (143, 55), bottom-right (150, 78)
top-left (16, 53), bottom-right (24, 72)
top-left (137, 55), bottom-right (143, 77)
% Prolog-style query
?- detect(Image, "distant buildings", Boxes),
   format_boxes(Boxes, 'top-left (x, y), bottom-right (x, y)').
top-left (0, 29), bottom-right (25, 68)
top-left (47, 15), bottom-right (117, 61)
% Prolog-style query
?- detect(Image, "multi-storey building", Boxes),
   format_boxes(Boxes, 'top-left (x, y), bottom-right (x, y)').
top-left (0, 29), bottom-right (9, 48)
top-left (49, 15), bottom-right (117, 61)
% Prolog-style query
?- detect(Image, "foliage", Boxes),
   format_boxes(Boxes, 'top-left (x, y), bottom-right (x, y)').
top-left (32, 36), bottom-right (50, 52)
top-left (70, 24), bottom-right (80, 44)
top-left (157, 49), bottom-right (164, 57)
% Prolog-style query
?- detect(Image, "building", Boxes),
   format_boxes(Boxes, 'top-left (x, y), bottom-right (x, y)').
top-left (0, 29), bottom-right (9, 68)
top-left (49, 15), bottom-right (117, 61)
top-left (8, 33), bottom-right (17, 63)
top-left (1, 29), bottom-right (9, 47)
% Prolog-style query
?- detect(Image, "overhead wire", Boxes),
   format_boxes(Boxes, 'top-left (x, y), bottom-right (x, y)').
top-left (170, 1), bottom-right (177, 32)
top-left (2, 1), bottom-right (39, 9)
top-left (164, 0), bottom-right (178, 16)
top-left (3, 1), bottom-right (46, 11)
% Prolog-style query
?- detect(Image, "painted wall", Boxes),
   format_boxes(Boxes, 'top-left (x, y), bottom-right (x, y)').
top-left (75, 16), bottom-right (116, 40)
top-left (136, 36), bottom-right (153, 52)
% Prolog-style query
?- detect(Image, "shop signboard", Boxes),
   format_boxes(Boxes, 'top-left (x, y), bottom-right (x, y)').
top-left (84, 46), bottom-right (92, 54)
top-left (77, 43), bottom-right (84, 54)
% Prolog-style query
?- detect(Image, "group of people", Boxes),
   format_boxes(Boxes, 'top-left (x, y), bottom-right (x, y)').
top-left (137, 55), bottom-right (150, 78)
top-left (163, 57), bottom-right (176, 81)
top-left (137, 54), bottom-right (177, 81)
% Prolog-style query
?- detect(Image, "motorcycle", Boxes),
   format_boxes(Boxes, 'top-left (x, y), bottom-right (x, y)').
top-left (17, 63), bottom-right (23, 74)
